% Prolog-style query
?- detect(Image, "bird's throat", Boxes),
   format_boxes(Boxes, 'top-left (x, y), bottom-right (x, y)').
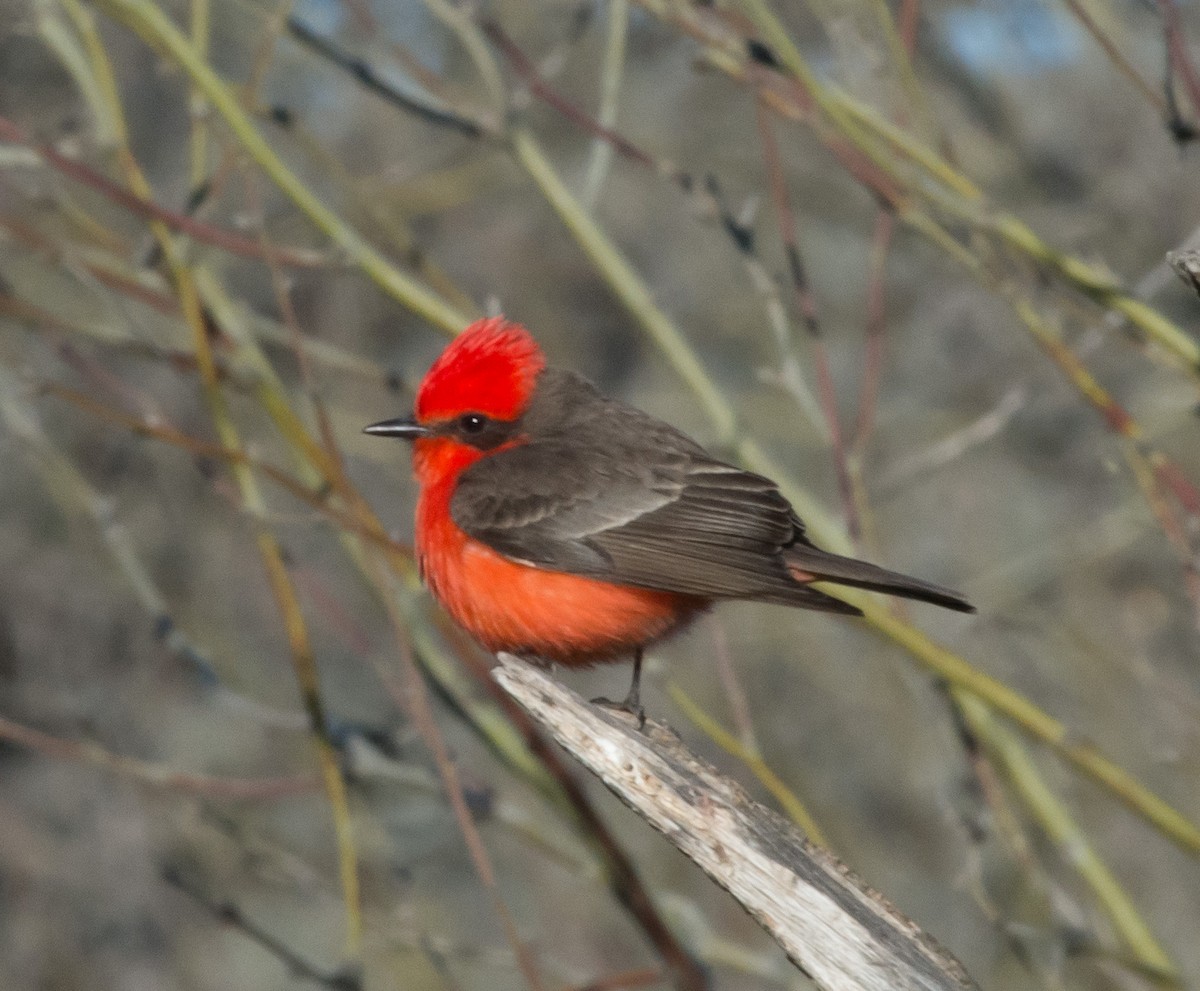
top-left (412, 436), bottom-right (488, 488)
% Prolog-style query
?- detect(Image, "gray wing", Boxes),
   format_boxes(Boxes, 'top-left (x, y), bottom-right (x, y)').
top-left (450, 433), bottom-right (855, 611)
top-left (448, 370), bottom-right (968, 616)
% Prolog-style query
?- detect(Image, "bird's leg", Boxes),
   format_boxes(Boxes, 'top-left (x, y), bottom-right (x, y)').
top-left (623, 648), bottom-right (645, 720)
top-left (591, 648), bottom-right (646, 729)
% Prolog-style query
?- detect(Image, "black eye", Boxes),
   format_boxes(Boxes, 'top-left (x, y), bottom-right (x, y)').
top-left (459, 413), bottom-right (488, 434)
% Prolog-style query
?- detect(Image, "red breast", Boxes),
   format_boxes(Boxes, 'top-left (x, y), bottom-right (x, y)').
top-left (413, 439), bottom-right (706, 663)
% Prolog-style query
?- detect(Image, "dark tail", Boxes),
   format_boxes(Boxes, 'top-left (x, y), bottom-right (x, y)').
top-left (785, 540), bottom-right (975, 613)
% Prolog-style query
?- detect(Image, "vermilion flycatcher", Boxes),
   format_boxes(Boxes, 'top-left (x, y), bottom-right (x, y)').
top-left (366, 317), bottom-right (973, 717)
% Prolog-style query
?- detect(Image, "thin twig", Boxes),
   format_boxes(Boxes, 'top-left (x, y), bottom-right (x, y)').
top-left (1060, 0), bottom-right (1168, 115)
top-left (1157, 0), bottom-right (1200, 135)
top-left (0, 114), bottom-right (326, 267)
top-left (755, 101), bottom-right (858, 536)
top-left (581, 0), bottom-right (630, 210)
top-left (286, 16), bottom-right (486, 138)
top-left (93, 0), bottom-right (470, 333)
top-left (365, 561), bottom-right (547, 991)
top-left (164, 866), bottom-right (361, 989)
top-left (0, 715), bottom-right (318, 799)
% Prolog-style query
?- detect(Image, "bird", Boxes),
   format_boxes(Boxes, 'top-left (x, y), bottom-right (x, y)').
top-left (365, 316), bottom-right (973, 721)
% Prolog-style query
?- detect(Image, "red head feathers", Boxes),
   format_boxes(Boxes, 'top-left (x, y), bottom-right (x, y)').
top-left (414, 317), bottom-right (546, 424)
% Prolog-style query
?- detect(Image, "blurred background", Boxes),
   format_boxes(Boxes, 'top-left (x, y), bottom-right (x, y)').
top-left (1, 0), bottom-right (1199, 988)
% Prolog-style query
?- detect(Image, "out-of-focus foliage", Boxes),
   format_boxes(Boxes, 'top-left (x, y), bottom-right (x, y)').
top-left (1, 1), bottom-right (1199, 989)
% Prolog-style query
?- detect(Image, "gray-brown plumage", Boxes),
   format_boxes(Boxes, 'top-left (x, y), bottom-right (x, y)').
top-left (449, 369), bottom-right (974, 617)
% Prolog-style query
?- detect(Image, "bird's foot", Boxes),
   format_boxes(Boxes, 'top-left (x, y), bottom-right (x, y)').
top-left (590, 693), bottom-right (646, 731)
top-left (591, 648), bottom-right (647, 729)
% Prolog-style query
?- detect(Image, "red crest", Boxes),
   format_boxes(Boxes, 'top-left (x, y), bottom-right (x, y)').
top-left (415, 316), bottom-right (546, 423)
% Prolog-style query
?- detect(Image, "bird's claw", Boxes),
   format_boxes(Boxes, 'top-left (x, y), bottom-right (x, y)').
top-left (590, 694), bottom-right (646, 731)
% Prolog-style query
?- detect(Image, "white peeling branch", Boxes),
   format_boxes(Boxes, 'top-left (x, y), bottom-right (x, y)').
top-left (492, 655), bottom-right (977, 991)
top-left (1168, 246), bottom-right (1200, 298)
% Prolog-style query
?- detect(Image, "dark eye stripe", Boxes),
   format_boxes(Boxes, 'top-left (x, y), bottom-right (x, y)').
top-left (439, 413), bottom-right (520, 450)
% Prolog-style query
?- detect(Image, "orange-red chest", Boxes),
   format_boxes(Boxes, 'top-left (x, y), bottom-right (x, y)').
top-left (413, 442), bottom-right (703, 664)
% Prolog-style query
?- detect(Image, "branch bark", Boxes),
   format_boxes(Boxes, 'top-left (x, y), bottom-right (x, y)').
top-left (492, 655), bottom-right (978, 991)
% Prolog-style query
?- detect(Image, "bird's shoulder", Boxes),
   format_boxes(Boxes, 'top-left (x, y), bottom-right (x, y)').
top-left (450, 367), bottom-right (801, 543)
top-left (522, 368), bottom-right (707, 464)
top-left (448, 370), bottom-right (681, 535)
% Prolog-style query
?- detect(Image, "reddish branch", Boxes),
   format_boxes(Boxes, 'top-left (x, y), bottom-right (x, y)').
top-left (481, 20), bottom-right (657, 171)
top-left (1157, 0), bottom-right (1200, 129)
top-left (0, 114), bottom-right (326, 267)
top-left (755, 101), bottom-right (859, 538)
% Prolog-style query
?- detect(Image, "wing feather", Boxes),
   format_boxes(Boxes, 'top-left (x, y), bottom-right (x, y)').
top-left (451, 443), bottom-right (813, 601)
top-left (448, 368), bottom-right (861, 614)
top-left (445, 369), bottom-right (965, 617)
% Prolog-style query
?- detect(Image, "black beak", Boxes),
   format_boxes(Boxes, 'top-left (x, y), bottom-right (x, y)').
top-left (363, 416), bottom-right (432, 440)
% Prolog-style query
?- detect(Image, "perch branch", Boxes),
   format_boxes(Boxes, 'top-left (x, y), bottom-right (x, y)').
top-left (492, 656), bottom-right (978, 991)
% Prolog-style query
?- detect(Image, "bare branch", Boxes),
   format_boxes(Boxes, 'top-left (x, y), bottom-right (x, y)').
top-left (492, 656), bottom-right (978, 991)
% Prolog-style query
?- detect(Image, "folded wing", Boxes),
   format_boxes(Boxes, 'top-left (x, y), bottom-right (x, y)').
top-left (450, 428), bottom-right (862, 615)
